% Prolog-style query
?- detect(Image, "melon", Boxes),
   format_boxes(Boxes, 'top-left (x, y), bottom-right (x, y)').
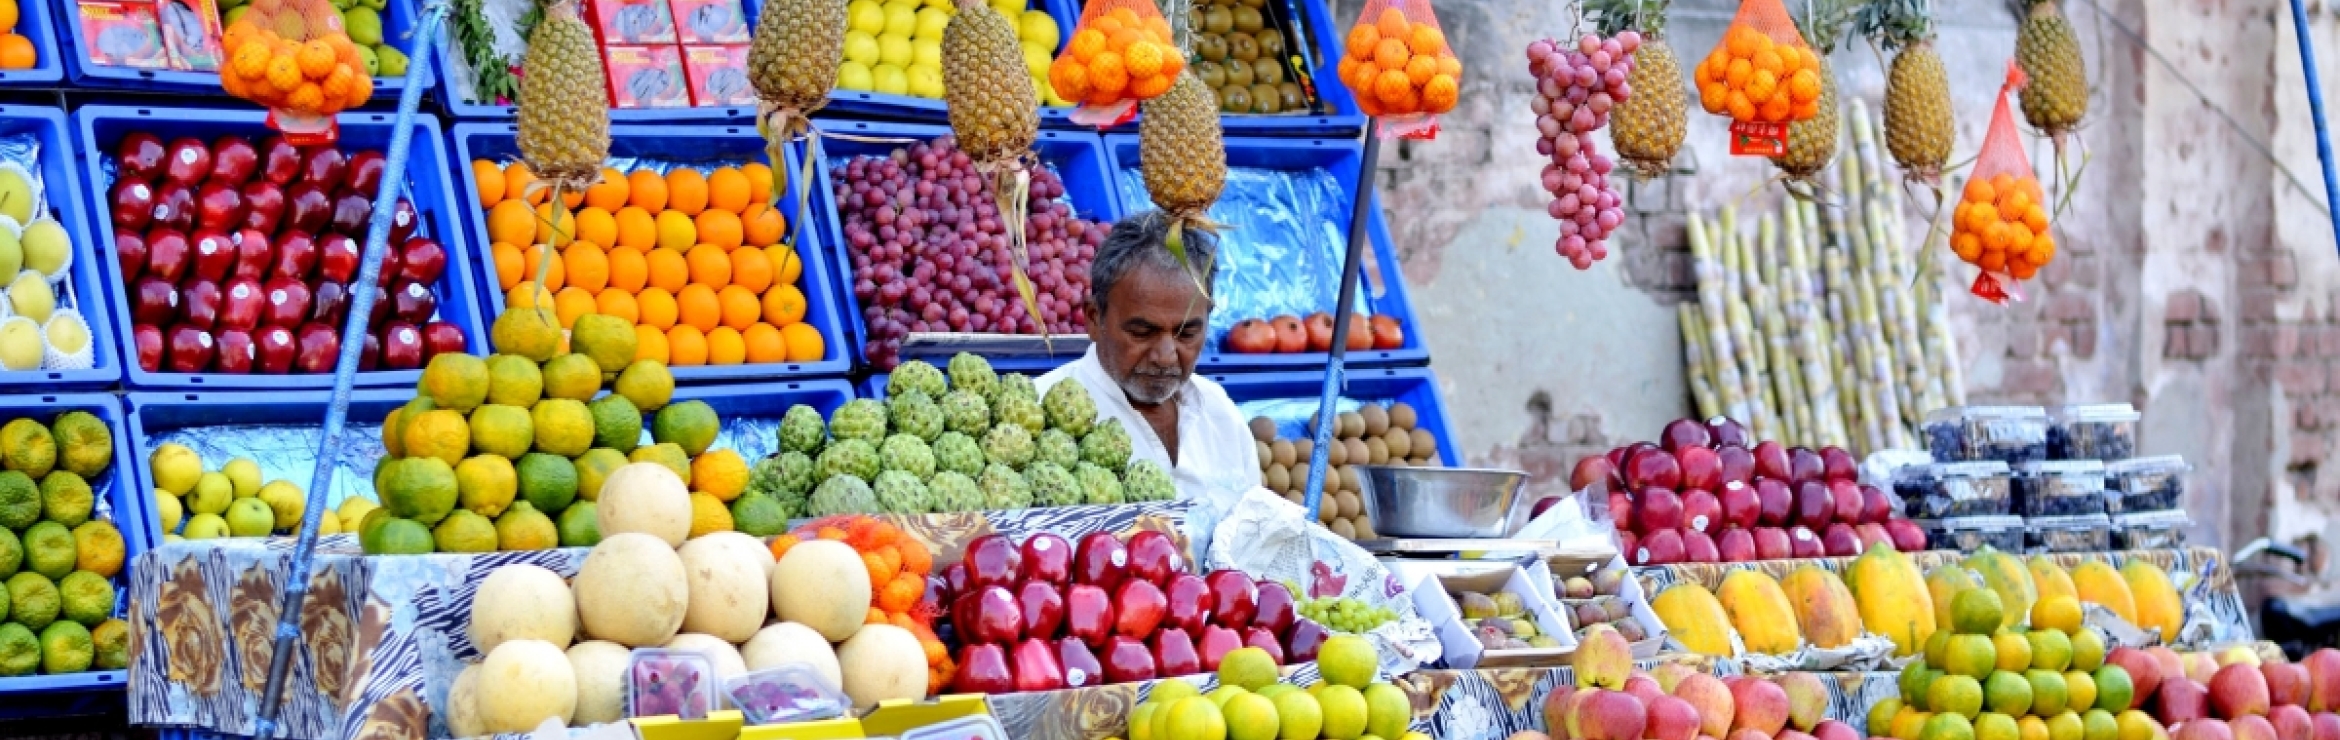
top-left (566, 640), bottom-right (631, 725)
top-left (468, 564), bottom-right (577, 655)
top-left (446, 662), bottom-right (485, 738)
top-left (573, 533), bottom-right (689, 646)
top-left (476, 639), bottom-right (578, 733)
top-left (596, 463), bottom-right (692, 546)
top-left (835, 624), bottom-right (927, 710)
top-left (770, 539), bottom-right (872, 642)
top-left (675, 532), bottom-right (770, 643)
top-left (665, 632), bottom-right (749, 702)
top-left (741, 621), bottom-right (843, 690)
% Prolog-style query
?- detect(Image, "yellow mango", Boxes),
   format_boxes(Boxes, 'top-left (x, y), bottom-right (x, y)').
top-left (1848, 543), bottom-right (1936, 656)
top-left (2070, 560), bottom-right (2139, 625)
top-left (1651, 582), bottom-right (1736, 657)
top-left (1781, 565), bottom-right (1864, 649)
top-left (2120, 559), bottom-right (2184, 642)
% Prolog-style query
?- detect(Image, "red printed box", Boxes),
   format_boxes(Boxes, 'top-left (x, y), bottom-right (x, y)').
top-left (604, 45), bottom-right (690, 108)
top-left (682, 45), bottom-right (753, 107)
top-left (589, 0), bottom-right (676, 45)
top-left (155, 0), bottom-right (223, 71)
top-left (669, 0), bottom-right (748, 44)
top-left (77, 0), bottom-right (171, 69)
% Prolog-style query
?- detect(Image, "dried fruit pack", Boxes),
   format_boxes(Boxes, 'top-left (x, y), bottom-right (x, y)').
top-left (1335, 0), bottom-right (1461, 139)
top-left (217, 0), bottom-right (369, 142)
top-left (1693, 0), bottom-right (1822, 153)
top-left (1049, 1), bottom-right (1183, 127)
top-left (1950, 62), bottom-right (2052, 303)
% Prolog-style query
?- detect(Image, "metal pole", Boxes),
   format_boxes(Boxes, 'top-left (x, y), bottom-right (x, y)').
top-left (253, 3), bottom-right (449, 732)
top-left (1302, 121), bottom-right (1381, 519)
top-left (2291, 0), bottom-right (2340, 255)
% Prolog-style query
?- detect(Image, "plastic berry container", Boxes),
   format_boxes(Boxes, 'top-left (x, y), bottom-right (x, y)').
top-left (2048, 404), bottom-right (2141, 461)
top-left (1913, 515), bottom-right (2026, 552)
top-left (2026, 514), bottom-right (2114, 554)
top-left (725, 664), bottom-right (848, 726)
top-left (2113, 509), bottom-right (2192, 550)
top-left (626, 648), bottom-right (718, 720)
top-left (899, 714), bottom-right (1011, 740)
top-left (1894, 461), bottom-right (2015, 518)
top-left (1923, 406), bottom-right (2051, 464)
top-left (2012, 460), bottom-right (2109, 517)
top-left (2106, 455), bottom-right (2189, 513)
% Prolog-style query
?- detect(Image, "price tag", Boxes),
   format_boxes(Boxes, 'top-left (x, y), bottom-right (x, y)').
top-left (1729, 121), bottom-right (1787, 157)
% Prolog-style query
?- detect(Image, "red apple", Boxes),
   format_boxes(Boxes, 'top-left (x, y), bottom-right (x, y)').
top-left (178, 279), bottom-right (221, 329)
top-left (1754, 478), bottom-right (1792, 527)
top-left (963, 534), bottom-right (1022, 591)
top-left (151, 180), bottom-right (193, 232)
top-left (1204, 570), bottom-right (1257, 629)
top-left (1719, 481), bottom-right (1760, 530)
top-left (258, 136), bottom-right (300, 185)
top-left (261, 277), bottom-right (312, 328)
top-left (1792, 480), bottom-right (1833, 530)
top-left (211, 328), bottom-right (254, 374)
top-left (1607, 492), bottom-right (1634, 532)
top-left (1827, 480), bottom-right (1863, 524)
top-left (2161, 679), bottom-right (2210, 724)
top-left (195, 181), bottom-right (244, 230)
top-left (1057, 638), bottom-right (1102, 688)
top-left (1634, 528), bottom-right (1684, 565)
top-left (1016, 580), bottom-right (1064, 638)
top-left (1161, 572), bottom-right (1212, 635)
top-left (398, 237), bottom-right (447, 286)
top-left (1624, 448), bottom-right (1682, 491)
top-left (1717, 528), bottom-right (1756, 562)
top-left (293, 322), bottom-right (340, 373)
top-left (345, 150), bottom-right (386, 198)
top-left (1661, 418), bottom-right (1712, 453)
top-left (1753, 441), bottom-right (1792, 480)
top-left (300, 148), bottom-right (347, 189)
top-left (1064, 583), bottom-right (1114, 648)
top-left (112, 229), bottom-right (146, 281)
top-left (380, 323), bottom-right (423, 371)
top-left (1678, 446), bottom-right (1722, 492)
top-left (254, 325), bottom-right (295, 373)
top-left (1753, 527), bottom-right (1792, 560)
top-left (1680, 490), bottom-right (1721, 534)
top-left (1126, 530), bottom-right (1184, 586)
top-left (1253, 580), bottom-right (1296, 637)
top-left (307, 281), bottom-right (348, 327)
top-left (284, 182), bottom-right (332, 234)
top-left (316, 233), bottom-right (359, 284)
top-left (116, 133), bottom-right (166, 182)
top-left (1073, 532), bottom-right (1129, 593)
top-left (208, 135), bottom-right (257, 185)
top-left (962, 585), bottom-right (1022, 645)
top-left (165, 324), bottom-right (214, 372)
top-left (1859, 485), bottom-right (1893, 524)
top-left (1099, 636), bottom-right (1156, 684)
top-left (1604, 445), bottom-right (1629, 469)
top-left (1716, 444), bottom-right (1755, 486)
top-left (1285, 619), bottom-right (1328, 662)
top-left (110, 180), bottom-right (155, 231)
top-left (1195, 624), bottom-right (1242, 671)
top-left (217, 278), bottom-right (263, 330)
top-left (1885, 519), bottom-right (1928, 552)
top-left (1571, 455), bottom-right (1617, 493)
top-left (388, 199), bottom-right (417, 245)
top-left (1706, 417), bottom-right (1751, 448)
top-left (265, 230), bottom-right (312, 282)
top-left (1243, 627), bottom-right (1285, 664)
top-left (241, 180), bottom-right (285, 233)
top-left (187, 228), bottom-right (234, 282)
top-left (1819, 446), bottom-right (1857, 482)
top-left (328, 190), bottom-right (371, 236)
top-left (1020, 533), bottom-right (1075, 586)
top-left (130, 277), bottom-right (178, 325)
top-left (952, 643), bottom-right (1011, 694)
top-left (1788, 526), bottom-right (1823, 558)
top-left (164, 137), bottom-right (211, 185)
top-left (1637, 488), bottom-right (1682, 533)
top-left (1682, 529), bottom-right (1718, 563)
top-left (1854, 523), bottom-right (1892, 552)
top-left (1114, 579), bottom-right (1165, 638)
top-left (132, 324), bottom-right (163, 372)
top-left (1150, 628), bottom-right (1200, 677)
top-left (1788, 447), bottom-right (1825, 483)
top-left (422, 321), bottom-right (467, 359)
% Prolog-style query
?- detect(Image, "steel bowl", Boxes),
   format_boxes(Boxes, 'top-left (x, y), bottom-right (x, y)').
top-left (1356, 466), bottom-right (1533, 538)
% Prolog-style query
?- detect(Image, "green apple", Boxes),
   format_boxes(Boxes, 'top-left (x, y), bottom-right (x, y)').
top-left (376, 46), bottom-right (407, 76)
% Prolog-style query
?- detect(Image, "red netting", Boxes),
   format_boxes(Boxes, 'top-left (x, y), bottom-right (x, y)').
top-left (1050, 1), bottom-right (1181, 127)
top-left (217, 0), bottom-right (367, 143)
top-left (1335, 0), bottom-right (1460, 140)
top-left (1691, 0), bottom-right (1821, 126)
top-left (1950, 62), bottom-right (2051, 304)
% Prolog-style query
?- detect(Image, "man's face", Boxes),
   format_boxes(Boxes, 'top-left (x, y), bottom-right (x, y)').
top-left (1088, 262), bottom-right (1210, 407)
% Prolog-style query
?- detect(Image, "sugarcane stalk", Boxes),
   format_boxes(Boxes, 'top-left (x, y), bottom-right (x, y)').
top-left (1690, 213), bottom-right (1751, 423)
top-left (1681, 304), bottom-right (1722, 421)
top-left (1794, 201), bottom-right (1848, 448)
top-left (1759, 215), bottom-right (1814, 445)
top-left (1720, 207), bottom-right (1774, 438)
top-left (1785, 204), bottom-right (1843, 448)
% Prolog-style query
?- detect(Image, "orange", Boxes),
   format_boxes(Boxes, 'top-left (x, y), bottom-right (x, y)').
top-left (553, 287), bottom-right (597, 327)
top-left (655, 211), bottom-right (697, 251)
top-left (0, 35), bottom-right (28, 70)
top-left (563, 242), bottom-right (609, 293)
top-left (491, 243), bottom-right (525, 290)
top-left (707, 167), bottom-right (751, 214)
top-left (767, 245), bottom-right (803, 286)
top-left (574, 207), bottom-right (616, 249)
top-left (779, 322), bottom-right (824, 362)
top-left (742, 162), bottom-right (775, 205)
top-left (718, 285), bottom-right (761, 330)
top-left (584, 167), bottom-right (629, 211)
top-left (666, 168), bottom-right (709, 216)
top-left (606, 246), bottom-right (648, 293)
top-left (743, 323), bottom-right (786, 363)
top-left (627, 169), bottom-right (668, 211)
top-left (761, 284), bottom-right (807, 326)
top-left (505, 162), bottom-right (544, 206)
top-left (633, 324), bottom-right (669, 363)
top-left (637, 287), bottom-right (679, 329)
top-left (706, 326), bottom-right (746, 365)
top-left (472, 160), bottom-right (506, 207)
top-left (614, 206), bottom-right (657, 249)
top-left (666, 325), bottom-right (708, 366)
top-left (534, 202), bottom-right (576, 247)
top-left (686, 244), bottom-right (732, 288)
top-left (695, 209), bottom-right (743, 250)
top-left (740, 203), bottom-right (786, 247)
top-left (677, 284), bottom-right (722, 332)
top-left (729, 247), bottom-right (773, 293)
top-left (487, 200), bottom-right (536, 247)
top-left (596, 288), bottom-right (640, 324)
top-left (521, 246), bottom-right (565, 291)
top-left (507, 281), bottom-right (554, 311)
top-left (645, 248), bottom-right (690, 292)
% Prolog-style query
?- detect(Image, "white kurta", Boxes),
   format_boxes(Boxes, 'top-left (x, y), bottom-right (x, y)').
top-left (1037, 347), bottom-right (1264, 545)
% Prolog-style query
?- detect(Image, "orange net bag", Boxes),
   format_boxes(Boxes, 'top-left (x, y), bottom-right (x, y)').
top-left (1334, 0), bottom-right (1460, 140)
top-left (1049, 0), bottom-right (1182, 127)
top-left (1949, 62), bottom-right (2052, 304)
top-left (1693, 0), bottom-right (1821, 153)
top-left (216, 0), bottom-right (369, 143)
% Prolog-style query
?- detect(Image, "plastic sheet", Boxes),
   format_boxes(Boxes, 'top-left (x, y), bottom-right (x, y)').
top-left (1114, 165), bottom-right (1372, 346)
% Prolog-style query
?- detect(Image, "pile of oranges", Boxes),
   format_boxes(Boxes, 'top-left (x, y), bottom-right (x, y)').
top-left (1694, 25), bottom-right (1823, 124)
top-left (1950, 172), bottom-right (2055, 279)
top-left (219, 3), bottom-right (373, 116)
top-left (769, 516), bottom-right (953, 694)
top-left (475, 158), bottom-right (826, 368)
top-left (1046, 6), bottom-right (1182, 107)
top-left (1335, 8), bottom-right (1461, 118)
top-left (0, 0), bottom-right (38, 70)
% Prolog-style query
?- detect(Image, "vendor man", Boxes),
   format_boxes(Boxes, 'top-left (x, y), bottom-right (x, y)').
top-left (1038, 212), bottom-right (1262, 522)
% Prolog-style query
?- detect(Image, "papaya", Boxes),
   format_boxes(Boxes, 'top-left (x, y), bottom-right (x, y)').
top-left (1651, 582), bottom-right (1735, 657)
top-left (2069, 560), bottom-right (2138, 625)
top-left (1847, 542), bottom-right (1936, 656)
top-left (1925, 564), bottom-right (1981, 637)
top-left (1964, 546), bottom-right (2038, 632)
top-left (1780, 565), bottom-right (1863, 649)
top-left (2029, 555), bottom-right (2078, 603)
top-left (1718, 570), bottom-right (1802, 654)
top-left (2119, 559), bottom-right (2184, 642)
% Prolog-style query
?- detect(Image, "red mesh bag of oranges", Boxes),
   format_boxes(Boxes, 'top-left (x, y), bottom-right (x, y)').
top-left (217, 0), bottom-right (369, 143)
top-left (1335, 0), bottom-right (1460, 140)
top-left (1693, 0), bottom-right (1822, 154)
top-left (1049, 2), bottom-right (1183, 127)
top-left (1952, 62), bottom-right (2052, 304)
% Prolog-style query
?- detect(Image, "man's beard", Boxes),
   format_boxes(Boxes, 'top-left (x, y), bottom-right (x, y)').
top-left (1118, 364), bottom-right (1185, 406)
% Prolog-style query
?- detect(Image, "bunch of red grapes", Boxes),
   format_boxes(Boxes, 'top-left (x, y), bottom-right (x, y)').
top-left (1526, 32), bottom-right (1638, 270)
top-left (106, 133), bottom-right (460, 376)
top-left (831, 137), bottom-right (1108, 370)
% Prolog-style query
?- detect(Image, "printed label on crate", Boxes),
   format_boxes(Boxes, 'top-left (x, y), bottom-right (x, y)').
top-left (79, 0), bottom-right (171, 69)
top-left (590, 0), bottom-right (677, 45)
top-left (604, 45), bottom-right (690, 108)
top-left (670, 0), bottom-right (747, 43)
top-left (155, 0), bottom-right (222, 70)
top-left (683, 45), bottom-right (752, 107)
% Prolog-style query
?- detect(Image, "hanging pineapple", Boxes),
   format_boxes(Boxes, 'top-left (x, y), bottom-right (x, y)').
top-left (1585, 0), bottom-right (1686, 178)
top-left (2013, 0), bottom-right (2086, 144)
top-left (943, 2), bottom-right (1047, 323)
top-left (1857, 0), bottom-right (1953, 187)
top-left (747, 0), bottom-right (844, 210)
top-left (516, 0), bottom-right (608, 199)
top-left (1770, 0), bottom-right (1850, 186)
top-left (1139, 70), bottom-right (1228, 264)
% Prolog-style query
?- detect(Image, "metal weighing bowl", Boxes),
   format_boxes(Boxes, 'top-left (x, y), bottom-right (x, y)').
top-left (1357, 466), bottom-right (1533, 538)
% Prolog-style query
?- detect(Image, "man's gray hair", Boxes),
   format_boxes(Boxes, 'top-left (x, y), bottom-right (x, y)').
top-left (1089, 211), bottom-right (1220, 314)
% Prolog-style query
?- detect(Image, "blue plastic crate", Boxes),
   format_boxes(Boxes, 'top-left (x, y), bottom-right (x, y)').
top-left (434, 0), bottom-right (1081, 121)
top-left (0, 392), bottom-right (150, 696)
top-left (811, 119), bottom-right (1119, 374)
top-left (447, 120), bottom-right (853, 382)
top-left (76, 104), bottom-right (488, 390)
top-left (0, 0), bottom-right (65, 86)
top-left (1208, 366), bottom-right (1457, 466)
top-left (1100, 134), bottom-right (1428, 371)
top-left (56, 0), bottom-right (433, 98)
top-left (0, 105), bottom-right (122, 390)
top-left (1045, 0), bottom-right (1363, 135)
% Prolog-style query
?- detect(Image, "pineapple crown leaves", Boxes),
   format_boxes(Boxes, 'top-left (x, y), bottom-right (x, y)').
top-left (1791, 0), bottom-right (1857, 55)
top-left (1853, 0), bottom-right (1934, 52)
top-left (2006, 0), bottom-right (2063, 23)
top-left (1582, 0), bottom-right (1669, 39)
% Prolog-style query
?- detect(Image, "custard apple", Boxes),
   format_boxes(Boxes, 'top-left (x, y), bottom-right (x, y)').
top-left (1081, 418), bottom-right (1133, 473)
top-left (1123, 459), bottom-right (1174, 502)
top-left (1035, 429), bottom-right (1080, 469)
top-left (1042, 381), bottom-right (1098, 437)
top-left (806, 474), bottom-right (880, 516)
top-left (1025, 462), bottom-right (1081, 508)
top-left (947, 352), bottom-right (996, 397)
top-left (977, 463), bottom-right (1032, 509)
top-left (1074, 462), bottom-right (1124, 505)
top-left (778, 405), bottom-right (826, 454)
top-left (887, 390), bottom-right (944, 442)
top-left (816, 438), bottom-right (879, 482)
top-left (940, 390), bottom-right (991, 436)
top-left (879, 434), bottom-right (936, 480)
top-left (746, 451), bottom-right (818, 513)
top-left (928, 470), bottom-right (985, 513)
top-left (934, 432), bottom-right (985, 476)
top-left (982, 423), bottom-right (1034, 469)
top-left (888, 360), bottom-right (949, 399)
top-left (873, 470), bottom-right (933, 514)
top-left (993, 393), bottom-right (1046, 436)
top-left (991, 373), bottom-right (1037, 407)
top-left (828, 399), bottom-right (888, 443)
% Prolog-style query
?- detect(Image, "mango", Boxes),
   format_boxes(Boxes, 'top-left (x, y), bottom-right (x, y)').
top-left (1781, 565), bottom-right (1863, 649)
top-left (1718, 570), bottom-right (1802, 654)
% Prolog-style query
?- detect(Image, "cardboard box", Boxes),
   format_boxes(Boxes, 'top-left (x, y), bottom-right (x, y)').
top-left (154, 0), bottom-right (222, 70)
top-left (605, 44), bottom-right (690, 108)
top-left (1390, 561), bottom-right (1577, 669)
top-left (682, 45), bottom-right (753, 107)
top-left (77, 0), bottom-right (171, 69)
top-left (590, 0), bottom-right (676, 45)
top-left (669, 0), bottom-right (748, 44)
top-left (1534, 554), bottom-right (1668, 658)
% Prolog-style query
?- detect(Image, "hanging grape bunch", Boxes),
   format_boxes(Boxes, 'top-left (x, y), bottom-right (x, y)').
top-left (1526, 33), bottom-right (1638, 270)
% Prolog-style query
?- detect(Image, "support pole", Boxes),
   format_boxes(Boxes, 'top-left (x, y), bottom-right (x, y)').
top-left (253, 3), bottom-right (449, 732)
top-left (1302, 121), bottom-right (1381, 520)
top-left (2291, 0), bottom-right (2340, 255)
